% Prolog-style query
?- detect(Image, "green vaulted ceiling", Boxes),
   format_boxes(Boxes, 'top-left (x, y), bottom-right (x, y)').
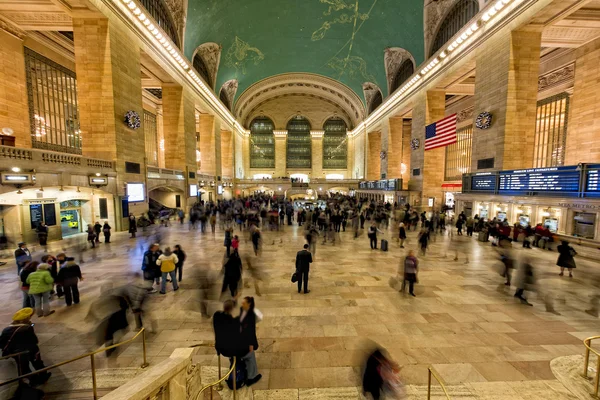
top-left (184, 0), bottom-right (425, 104)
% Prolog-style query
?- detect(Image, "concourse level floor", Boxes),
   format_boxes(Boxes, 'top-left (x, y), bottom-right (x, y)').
top-left (0, 221), bottom-right (598, 398)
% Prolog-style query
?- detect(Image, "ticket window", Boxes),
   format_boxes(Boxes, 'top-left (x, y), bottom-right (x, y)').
top-left (496, 205), bottom-right (508, 222)
top-left (478, 204), bottom-right (489, 220)
top-left (515, 206), bottom-right (532, 227)
top-left (574, 212), bottom-right (596, 239)
top-left (541, 208), bottom-right (561, 233)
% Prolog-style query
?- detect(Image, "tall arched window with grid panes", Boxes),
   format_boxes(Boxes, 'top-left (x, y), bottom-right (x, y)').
top-left (323, 118), bottom-right (348, 169)
top-left (430, 0), bottom-right (479, 57)
top-left (287, 116), bottom-right (312, 168)
top-left (249, 117), bottom-right (275, 169)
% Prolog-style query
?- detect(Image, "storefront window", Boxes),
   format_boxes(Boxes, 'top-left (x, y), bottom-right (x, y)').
top-left (445, 125), bottom-right (473, 181)
top-left (144, 111), bottom-right (158, 166)
top-left (534, 93), bottom-right (569, 168)
top-left (25, 48), bottom-right (82, 154)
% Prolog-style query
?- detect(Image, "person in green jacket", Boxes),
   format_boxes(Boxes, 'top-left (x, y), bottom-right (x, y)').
top-left (26, 263), bottom-right (55, 317)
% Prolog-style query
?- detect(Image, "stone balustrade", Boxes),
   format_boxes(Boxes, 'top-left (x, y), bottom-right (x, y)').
top-left (0, 145), bottom-right (115, 172)
top-left (147, 166), bottom-right (185, 181)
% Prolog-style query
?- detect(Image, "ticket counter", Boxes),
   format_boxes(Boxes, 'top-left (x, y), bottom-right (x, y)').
top-left (514, 205), bottom-right (533, 227)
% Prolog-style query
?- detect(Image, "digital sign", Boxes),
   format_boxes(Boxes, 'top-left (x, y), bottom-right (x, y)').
top-left (127, 183), bottom-right (145, 202)
top-left (358, 179), bottom-right (401, 191)
top-left (471, 174), bottom-right (497, 192)
top-left (498, 166), bottom-right (580, 195)
top-left (585, 164), bottom-right (600, 196)
top-left (189, 184), bottom-right (198, 197)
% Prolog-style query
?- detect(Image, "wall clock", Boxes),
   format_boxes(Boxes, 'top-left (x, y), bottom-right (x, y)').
top-left (124, 111), bottom-right (141, 130)
top-left (476, 112), bottom-right (492, 130)
top-left (410, 138), bottom-right (420, 150)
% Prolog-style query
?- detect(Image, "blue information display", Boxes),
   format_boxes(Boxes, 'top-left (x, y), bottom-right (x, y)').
top-left (498, 166), bottom-right (580, 195)
top-left (585, 164), bottom-right (600, 196)
top-left (471, 174), bottom-right (497, 192)
top-left (359, 179), bottom-right (401, 191)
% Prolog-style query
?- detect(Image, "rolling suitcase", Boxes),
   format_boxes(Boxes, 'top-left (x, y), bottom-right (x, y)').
top-left (381, 239), bottom-right (388, 251)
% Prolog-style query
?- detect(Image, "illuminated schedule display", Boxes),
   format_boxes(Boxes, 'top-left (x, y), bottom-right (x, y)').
top-left (498, 166), bottom-right (580, 195)
top-left (585, 164), bottom-right (600, 196)
top-left (471, 173), bottom-right (497, 192)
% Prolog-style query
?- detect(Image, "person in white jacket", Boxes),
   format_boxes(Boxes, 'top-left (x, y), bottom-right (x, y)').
top-left (156, 247), bottom-right (179, 294)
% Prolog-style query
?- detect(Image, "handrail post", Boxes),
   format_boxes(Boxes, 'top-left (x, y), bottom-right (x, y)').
top-left (595, 354), bottom-right (600, 397)
top-left (90, 354), bottom-right (98, 400)
top-left (584, 342), bottom-right (590, 378)
top-left (216, 355), bottom-right (222, 391)
top-left (16, 354), bottom-right (22, 377)
top-left (233, 357), bottom-right (237, 400)
top-left (427, 368), bottom-right (432, 400)
top-left (141, 328), bottom-right (149, 368)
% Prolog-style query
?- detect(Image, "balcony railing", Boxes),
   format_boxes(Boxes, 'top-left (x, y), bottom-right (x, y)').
top-left (147, 166), bottom-right (185, 180)
top-left (0, 145), bottom-right (115, 171)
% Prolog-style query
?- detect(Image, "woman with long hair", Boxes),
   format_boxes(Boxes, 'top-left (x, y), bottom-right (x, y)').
top-left (239, 296), bottom-right (262, 386)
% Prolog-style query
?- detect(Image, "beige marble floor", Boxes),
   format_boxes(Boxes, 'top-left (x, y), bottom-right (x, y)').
top-left (0, 220), bottom-right (598, 398)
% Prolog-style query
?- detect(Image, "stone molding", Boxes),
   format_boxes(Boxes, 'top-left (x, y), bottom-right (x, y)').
top-left (219, 79), bottom-right (238, 109)
top-left (192, 42), bottom-right (222, 89)
top-left (538, 63), bottom-right (575, 92)
top-left (456, 106), bottom-right (474, 123)
top-left (2, 11), bottom-right (71, 29)
top-left (362, 82), bottom-right (382, 111)
top-left (0, 14), bottom-right (26, 39)
top-left (384, 48), bottom-right (416, 95)
top-left (235, 73), bottom-right (366, 128)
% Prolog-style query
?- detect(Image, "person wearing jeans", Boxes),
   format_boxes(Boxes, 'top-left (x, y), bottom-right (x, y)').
top-left (156, 247), bottom-right (179, 294)
top-left (26, 263), bottom-right (55, 317)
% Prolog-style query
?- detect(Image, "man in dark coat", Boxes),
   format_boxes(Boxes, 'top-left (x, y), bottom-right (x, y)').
top-left (14, 242), bottom-right (32, 276)
top-left (295, 244), bottom-right (313, 294)
top-left (141, 244), bottom-right (161, 293)
top-left (212, 300), bottom-right (243, 358)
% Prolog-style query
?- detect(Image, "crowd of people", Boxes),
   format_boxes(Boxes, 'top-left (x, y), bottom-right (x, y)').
top-left (3, 191), bottom-right (599, 398)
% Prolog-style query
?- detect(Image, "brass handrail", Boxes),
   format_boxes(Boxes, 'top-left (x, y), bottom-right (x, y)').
top-left (427, 366), bottom-right (451, 400)
top-left (196, 356), bottom-right (237, 400)
top-left (0, 351), bottom-right (29, 376)
top-left (0, 328), bottom-right (149, 400)
top-left (583, 335), bottom-right (600, 397)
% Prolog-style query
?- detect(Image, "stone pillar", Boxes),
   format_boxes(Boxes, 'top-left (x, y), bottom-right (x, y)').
top-left (74, 18), bottom-right (145, 172)
top-left (380, 121), bottom-right (389, 178)
top-left (161, 85), bottom-right (196, 172)
top-left (156, 105), bottom-right (165, 168)
top-left (401, 119), bottom-right (412, 189)
top-left (198, 114), bottom-right (220, 177)
top-left (347, 134), bottom-right (355, 179)
top-left (472, 28), bottom-right (542, 171)
top-left (311, 131), bottom-right (324, 179)
top-left (566, 37), bottom-right (600, 164)
top-left (0, 27), bottom-right (30, 148)
top-left (410, 90), bottom-right (446, 209)
top-left (387, 117), bottom-right (406, 179)
top-left (221, 129), bottom-right (233, 178)
top-left (274, 134), bottom-right (287, 177)
top-left (242, 134), bottom-right (250, 178)
top-left (367, 131), bottom-right (381, 180)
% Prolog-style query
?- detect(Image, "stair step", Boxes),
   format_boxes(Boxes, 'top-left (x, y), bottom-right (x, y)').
top-left (44, 388), bottom-right (116, 399)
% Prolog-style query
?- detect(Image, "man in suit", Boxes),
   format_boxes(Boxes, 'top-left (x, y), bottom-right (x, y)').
top-left (295, 244), bottom-right (313, 294)
top-left (14, 242), bottom-right (32, 276)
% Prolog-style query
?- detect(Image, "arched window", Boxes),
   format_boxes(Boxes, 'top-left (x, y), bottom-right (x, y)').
top-left (219, 89), bottom-right (231, 111)
top-left (323, 118), bottom-right (347, 169)
top-left (193, 54), bottom-right (212, 89)
top-left (138, 0), bottom-right (180, 48)
top-left (390, 59), bottom-right (415, 94)
top-left (249, 117), bottom-right (275, 169)
top-left (368, 90), bottom-right (383, 115)
top-left (287, 116), bottom-right (312, 168)
top-left (430, 0), bottom-right (479, 56)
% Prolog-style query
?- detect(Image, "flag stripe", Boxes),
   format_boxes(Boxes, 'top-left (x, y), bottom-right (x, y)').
top-left (424, 114), bottom-right (457, 151)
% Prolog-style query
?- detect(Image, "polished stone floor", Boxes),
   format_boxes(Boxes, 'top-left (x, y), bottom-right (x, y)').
top-left (0, 220), bottom-right (599, 398)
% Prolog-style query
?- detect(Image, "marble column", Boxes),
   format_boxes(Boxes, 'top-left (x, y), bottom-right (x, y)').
top-left (161, 85), bottom-right (196, 172)
top-left (311, 131), bottom-right (324, 179)
top-left (367, 131), bottom-right (381, 181)
top-left (0, 27), bottom-right (29, 147)
top-left (220, 129), bottom-right (233, 178)
top-left (472, 28), bottom-right (542, 171)
top-left (274, 133), bottom-right (287, 177)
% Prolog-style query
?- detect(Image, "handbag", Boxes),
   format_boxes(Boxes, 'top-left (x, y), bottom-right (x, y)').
top-left (291, 272), bottom-right (299, 283)
top-left (254, 308), bottom-right (263, 322)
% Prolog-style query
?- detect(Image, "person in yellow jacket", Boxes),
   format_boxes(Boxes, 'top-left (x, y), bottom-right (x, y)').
top-left (156, 247), bottom-right (179, 294)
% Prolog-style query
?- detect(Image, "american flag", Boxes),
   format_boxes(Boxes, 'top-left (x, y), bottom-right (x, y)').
top-left (425, 114), bottom-right (457, 151)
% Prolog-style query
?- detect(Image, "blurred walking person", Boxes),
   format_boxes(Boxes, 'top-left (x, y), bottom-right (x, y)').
top-left (400, 250), bottom-right (418, 297)
top-left (557, 240), bottom-right (576, 277)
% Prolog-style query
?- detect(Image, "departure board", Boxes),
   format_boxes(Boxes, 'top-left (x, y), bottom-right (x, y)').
top-left (585, 164), bottom-right (600, 196)
top-left (498, 166), bottom-right (580, 195)
top-left (471, 174), bottom-right (497, 192)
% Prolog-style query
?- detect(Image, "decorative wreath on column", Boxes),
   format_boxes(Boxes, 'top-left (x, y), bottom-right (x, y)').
top-left (124, 111), bottom-right (141, 130)
top-left (475, 112), bottom-right (493, 130)
top-left (380, 151), bottom-right (387, 160)
top-left (410, 138), bottom-right (420, 150)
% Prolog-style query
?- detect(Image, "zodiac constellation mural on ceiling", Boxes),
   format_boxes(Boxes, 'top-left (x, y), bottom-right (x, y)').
top-left (312, 0), bottom-right (378, 83)
top-left (224, 36), bottom-right (265, 75)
